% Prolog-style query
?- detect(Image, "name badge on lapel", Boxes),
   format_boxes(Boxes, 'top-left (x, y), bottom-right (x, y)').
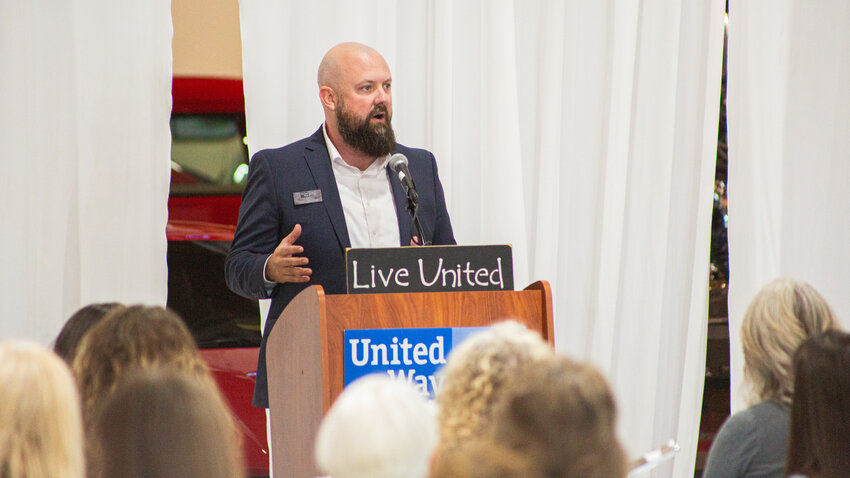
top-left (293, 189), bottom-right (323, 206)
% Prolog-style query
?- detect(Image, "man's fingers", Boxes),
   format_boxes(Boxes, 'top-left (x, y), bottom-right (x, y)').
top-left (266, 258), bottom-right (312, 283)
top-left (277, 267), bottom-right (312, 283)
top-left (281, 224), bottom-right (302, 246)
top-left (284, 275), bottom-right (311, 283)
top-left (267, 224), bottom-right (310, 284)
top-left (278, 256), bottom-right (309, 267)
top-left (268, 256), bottom-right (310, 274)
top-left (274, 224), bottom-right (305, 255)
top-left (287, 267), bottom-right (312, 277)
top-left (274, 244), bottom-right (306, 258)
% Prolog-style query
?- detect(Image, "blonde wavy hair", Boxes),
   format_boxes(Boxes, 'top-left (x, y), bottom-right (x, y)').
top-left (0, 341), bottom-right (85, 478)
top-left (741, 278), bottom-right (837, 406)
top-left (71, 305), bottom-right (214, 427)
top-left (436, 321), bottom-right (553, 447)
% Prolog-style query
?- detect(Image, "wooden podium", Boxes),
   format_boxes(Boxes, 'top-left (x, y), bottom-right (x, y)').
top-left (266, 280), bottom-right (554, 478)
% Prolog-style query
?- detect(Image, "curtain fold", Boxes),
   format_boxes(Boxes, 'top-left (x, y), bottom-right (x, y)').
top-left (238, 1), bottom-right (724, 475)
top-left (517, 3), bottom-right (724, 476)
top-left (727, 0), bottom-right (850, 412)
top-left (0, 0), bottom-right (172, 344)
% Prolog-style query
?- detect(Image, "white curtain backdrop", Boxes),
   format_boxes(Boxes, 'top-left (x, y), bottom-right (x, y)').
top-left (727, 0), bottom-right (850, 412)
top-left (0, 1), bottom-right (173, 345)
top-left (239, 1), bottom-right (724, 476)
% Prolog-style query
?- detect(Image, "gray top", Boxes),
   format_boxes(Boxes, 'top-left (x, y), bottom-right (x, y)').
top-left (702, 400), bottom-right (790, 478)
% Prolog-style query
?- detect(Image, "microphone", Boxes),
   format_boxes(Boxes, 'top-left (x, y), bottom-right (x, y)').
top-left (388, 153), bottom-right (429, 245)
top-left (389, 153), bottom-right (417, 201)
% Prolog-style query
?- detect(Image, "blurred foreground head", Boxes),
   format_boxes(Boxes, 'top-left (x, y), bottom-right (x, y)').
top-left (786, 330), bottom-right (850, 478)
top-left (0, 341), bottom-right (85, 478)
top-left (93, 368), bottom-right (244, 478)
top-left (53, 302), bottom-right (122, 365)
top-left (740, 278), bottom-right (837, 405)
top-left (315, 374), bottom-right (437, 478)
top-left (490, 354), bottom-right (628, 478)
top-left (436, 321), bottom-right (553, 447)
top-left (71, 305), bottom-right (213, 424)
top-left (430, 441), bottom-right (533, 478)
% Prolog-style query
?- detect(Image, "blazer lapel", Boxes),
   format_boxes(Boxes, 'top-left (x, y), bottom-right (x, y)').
top-left (304, 131), bottom-right (351, 250)
top-left (388, 166), bottom-right (412, 245)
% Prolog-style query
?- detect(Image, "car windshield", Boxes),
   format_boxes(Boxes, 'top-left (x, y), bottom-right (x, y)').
top-left (167, 240), bottom-right (260, 348)
top-left (170, 114), bottom-right (249, 196)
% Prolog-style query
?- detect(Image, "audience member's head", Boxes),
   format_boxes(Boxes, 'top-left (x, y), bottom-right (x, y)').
top-left (786, 330), bottom-right (850, 478)
top-left (740, 278), bottom-right (837, 405)
top-left (0, 341), bottom-right (85, 478)
top-left (92, 368), bottom-right (244, 478)
top-left (429, 441), bottom-right (536, 478)
top-left (315, 374), bottom-right (437, 478)
top-left (489, 354), bottom-right (627, 478)
top-left (71, 305), bottom-right (212, 425)
top-left (436, 321), bottom-right (553, 447)
top-left (53, 302), bottom-right (122, 364)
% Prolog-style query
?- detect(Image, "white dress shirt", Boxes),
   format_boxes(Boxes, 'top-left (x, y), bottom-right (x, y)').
top-left (323, 123), bottom-right (400, 249)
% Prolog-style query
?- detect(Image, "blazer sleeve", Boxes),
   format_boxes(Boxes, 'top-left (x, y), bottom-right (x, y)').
top-left (428, 151), bottom-right (456, 246)
top-left (225, 151), bottom-right (281, 300)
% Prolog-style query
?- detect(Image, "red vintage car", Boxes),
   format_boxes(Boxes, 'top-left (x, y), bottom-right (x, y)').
top-left (168, 77), bottom-right (268, 477)
top-left (166, 219), bottom-right (268, 477)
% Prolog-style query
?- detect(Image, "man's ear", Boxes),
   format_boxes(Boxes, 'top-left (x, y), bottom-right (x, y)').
top-left (319, 86), bottom-right (336, 110)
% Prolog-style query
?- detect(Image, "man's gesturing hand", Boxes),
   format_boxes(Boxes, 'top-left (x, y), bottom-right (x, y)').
top-left (265, 224), bottom-right (312, 284)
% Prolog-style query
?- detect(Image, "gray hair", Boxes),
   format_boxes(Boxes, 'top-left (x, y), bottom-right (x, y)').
top-left (315, 373), bottom-right (437, 478)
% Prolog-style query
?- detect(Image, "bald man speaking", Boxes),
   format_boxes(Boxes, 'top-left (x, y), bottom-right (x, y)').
top-left (225, 42), bottom-right (456, 408)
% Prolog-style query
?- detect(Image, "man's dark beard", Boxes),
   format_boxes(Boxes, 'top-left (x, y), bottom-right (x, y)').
top-left (336, 101), bottom-right (396, 157)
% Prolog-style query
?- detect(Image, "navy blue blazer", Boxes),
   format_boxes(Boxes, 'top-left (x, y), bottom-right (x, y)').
top-left (225, 126), bottom-right (456, 407)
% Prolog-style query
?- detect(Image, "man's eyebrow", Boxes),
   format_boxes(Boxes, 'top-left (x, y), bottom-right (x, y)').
top-left (356, 79), bottom-right (390, 87)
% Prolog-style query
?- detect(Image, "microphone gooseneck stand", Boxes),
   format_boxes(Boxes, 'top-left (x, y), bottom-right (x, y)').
top-left (389, 153), bottom-right (430, 246)
top-left (405, 187), bottom-right (430, 246)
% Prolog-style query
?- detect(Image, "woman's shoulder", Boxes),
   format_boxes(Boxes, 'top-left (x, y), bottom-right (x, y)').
top-left (747, 400), bottom-right (790, 426)
top-left (718, 401), bottom-right (788, 439)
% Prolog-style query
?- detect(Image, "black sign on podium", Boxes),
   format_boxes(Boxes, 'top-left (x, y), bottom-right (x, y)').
top-left (345, 245), bottom-right (514, 294)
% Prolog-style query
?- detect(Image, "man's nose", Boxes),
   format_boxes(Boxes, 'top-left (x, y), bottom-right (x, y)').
top-left (375, 86), bottom-right (390, 103)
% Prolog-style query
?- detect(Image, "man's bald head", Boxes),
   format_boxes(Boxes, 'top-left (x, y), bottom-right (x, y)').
top-left (317, 42), bottom-right (395, 162)
top-left (317, 42), bottom-right (385, 91)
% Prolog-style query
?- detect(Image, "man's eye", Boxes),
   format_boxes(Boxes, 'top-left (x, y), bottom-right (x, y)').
top-left (362, 85), bottom-right (372, 91)
top-left (384, 83), bottom-right (391, 90)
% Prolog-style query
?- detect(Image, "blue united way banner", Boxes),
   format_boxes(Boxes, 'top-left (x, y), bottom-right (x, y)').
top-left (344, 327), bottom-right (487, 399)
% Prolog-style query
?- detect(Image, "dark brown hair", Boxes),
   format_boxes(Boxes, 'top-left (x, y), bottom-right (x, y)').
top-left (71, 305), bottom-right (212, 427)
top-left (53, 303), bottom-right (122, 364)
top-left (430, 441), bottom-right (538, 478)
top-left (93, 368), bottom-right (244, 478)
top-left (786, 330), bottom-right (850, 477)
top-left (491, 355), bottom-right (627, 478)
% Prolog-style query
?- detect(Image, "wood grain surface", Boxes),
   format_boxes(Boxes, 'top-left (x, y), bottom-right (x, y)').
top-left (266, 281), bottom-right (553, 478)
